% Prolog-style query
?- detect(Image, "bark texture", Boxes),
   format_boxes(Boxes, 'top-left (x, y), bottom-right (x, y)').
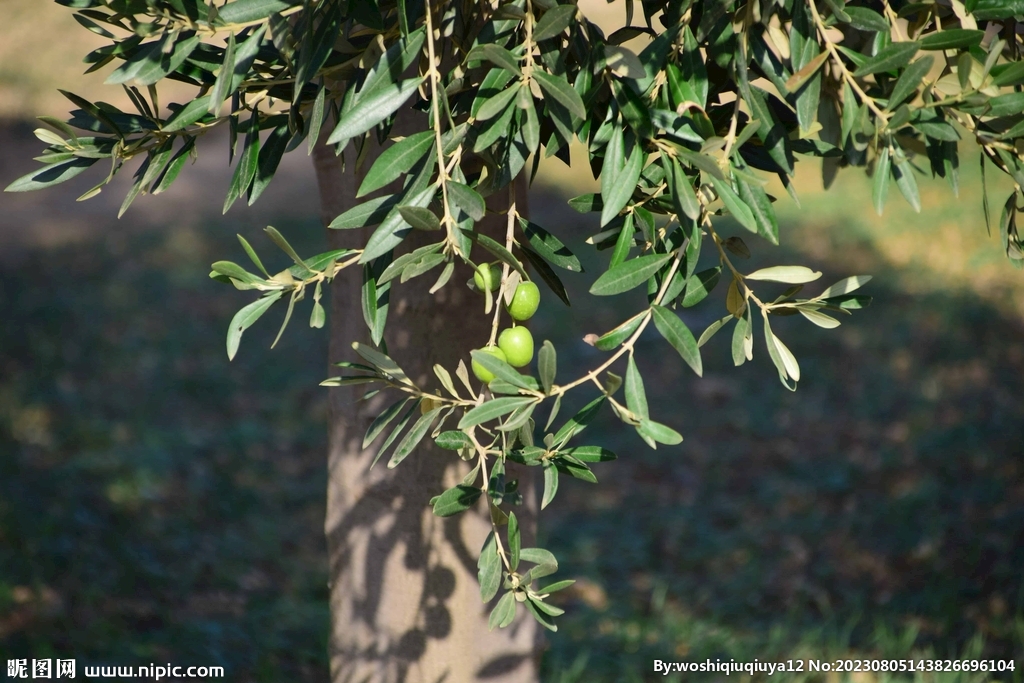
top-left (312, 119), bottom-right (539, 683)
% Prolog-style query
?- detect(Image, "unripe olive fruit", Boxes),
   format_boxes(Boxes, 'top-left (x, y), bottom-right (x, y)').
top-left (473, 263), bottom-right (502, 292)
top-left (506, 281), bottom-right (540, 321)
top-left (472, 346), bottom-right (507, 383)
top-left (498, 326), bottom-right (534, 368)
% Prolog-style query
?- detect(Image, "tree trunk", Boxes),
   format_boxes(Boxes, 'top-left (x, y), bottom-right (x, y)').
top-left (312, 122), bottom-right (540, 683)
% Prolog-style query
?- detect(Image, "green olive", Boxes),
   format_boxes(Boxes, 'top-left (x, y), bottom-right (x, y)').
top-left (498, 326), bottom-right (534, 368)
top-left (471, 346), bottom-right (507, 383)
top-left (473, 263), bottom-right (502, 292)
top-left (506, 281), bottom-right (540, 321)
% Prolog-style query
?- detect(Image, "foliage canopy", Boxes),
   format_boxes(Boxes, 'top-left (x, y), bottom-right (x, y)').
top-left (10, 0), bottom-right (1024, 631)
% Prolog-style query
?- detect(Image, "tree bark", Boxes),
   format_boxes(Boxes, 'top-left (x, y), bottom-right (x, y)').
top-left (312, 120), bottom-right (539, 683)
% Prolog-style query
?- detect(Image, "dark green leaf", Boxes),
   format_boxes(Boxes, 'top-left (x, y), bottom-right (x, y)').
top-left (680, 267), bottom-right (721, 307)
top-left (329, 194), bottom-right (398, 229)
top-left (533, 70), bottom-right (585, 119)
top-left (363, 398), bottom-right (412, 449)
top-left (389, 407), bottom-right (442, 468)
top-left (853, 42), bottom-right (920, 77)
top-left (520, 218), bottom-right (582, 271)
top-left (538, 340), bottom-right (556, 394)
top-left (650, 305), bottom-right (702, 376)
top-left (448, 182), bottom-right (486, 221)
top-left (488, 591), bottom-right (516, 630)
top-left (888, 56), bottom-right (933, 109)
top-left (5, 157), bottom-right (97, 193)
top-left (216, 0), bottom-right (296, 24)
top-left (478, 533), bottom-right (502, 602)
top-left (533, 4), bottom-right (576, 41)
top-left (226, 292), bottom-right (283, 360)
top-left (327, 78), bottom-right (424, 144)
top-left (589, 252), bottom-right (673, 296)
top-left (435, 430), bottom-right (473, 450)
top-left (458, 397), bottom-right (536, 429)
top-left (431, 484), bottom-right (483, 516)
top-left (359, 131), bottom-right (434, 197)
top-left (920, 29), bottom-right (984, 50)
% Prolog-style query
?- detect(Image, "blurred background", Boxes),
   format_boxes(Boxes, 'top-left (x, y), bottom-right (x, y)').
top-left (1, 2), bottom-right (1022, 681)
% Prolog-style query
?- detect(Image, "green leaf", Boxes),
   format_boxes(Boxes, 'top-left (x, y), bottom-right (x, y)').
top-left (538, 341), bottom-right (556, 394)
top-left (352, 342), bottom-right (414, 386)
top-left (467, 232), bottom-right (528, 279)
top-left (478, 533), bottom-right (502, 602)
top-left (624, 354), bottom-right (649, 420)
top-left (431, 484), bottom-right (483, 516)
top-left (329, 194), bottom-right (398, 229)
top-left (488, 591), bottom-right (516, 630)
top-left (224, 121), bottom-right (259, 213)
top-left (888, 56), bottom-right (933, 110)
top-left (249, 123), bottom-right (289, 205)
top-left (746, 265), bottom-right (823, 284)
top-left (799, 308), bottom-right (842, 328)
top-left (818, 275), bottom-right (872, 299)
top-left (389, 407), bottom-right (442, 468)
top-left (466, 43), bottom-right (522, 76)
top-left (542, 462), bottom-right (559, 509)
top-left (560, 446), bottom-right (616, 462)
top-left (552, 396), bottom-right (605, 446)
top-left (359, 131), bottom-right (435, 197)
top-left (370, 399), bottom-right (420, 468)
top-left (363, 398), bottom-right (411, 449)
top-left (538, 579), bottom-right (576, 594)
top-left (458, 397), bottom-right (536, 429)
top-left (665, 157), bottom-right (701, 221)
top-left (785, 51), bottom-right (829, 92)
top-left (521, 247), bottom-right (571, 307)
top-left (476, 84), bottom-right (522, 121)
top-left (893, 157), bottom-right (921, 212)
top-left (736, 177), bottom-right (779, 244)
top-left (589, 253), bottom-right (673, 296)
top-left (609, 214), bottom-right (634, 269)
top-left (361, 187), bottom-right (435, 262)
top-left (680, 267), bottom-right (721, 307)
top-left (594, 312), bottom-right (645, 351)
top-left (711, 175), bottom-right (757, 233)
top-left (398, 206), bottom-right (441, 231)
top-left (162, 96), bottom-right (212, 132)
top-left (532, 4), bottom-right (576, 41)
top-left (650, 305), bottom-right (702, 376)
top-left (448, 181), bottom-right (486, 221)
top-left (327, 78), bottom-right (425, 144)
top-left (843, 6), bottom-right (889, 32)
top-left (568, 193), bottom-right (602, 213)
top-left (470, 350), bottom-right (535, 391)
top-left (637, 419), bottom-right (683, 445)
top-left (872, 146), bottom-right (891, 216)
top-left (4, 157), bottom-right (97, 193)
top-left (520, 219), bottom-right (582, 271)
top-left (533, 70), bottom-right (586, 120)
top-left (435, 430), bottom-right (472, 450)
top-left (508, 511), bottom-right (521, 571)
top-left (920, 29), bottom-right (984, 50)
top-left (209, 33), bottom-right (237, 114)
top-left (226, 292), bottom-right (283, 360)
top-left (763, 315), bottom-right (800, 387)
top-left (854, 42), bottom-right (920, 77)
top-left (601, 136), bottom-right (644, 226)
top-left (216, 0), bottom-right (296, 24)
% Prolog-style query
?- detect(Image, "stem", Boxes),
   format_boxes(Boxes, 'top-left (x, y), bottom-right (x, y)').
top-left (423, 0), bottom-right (459, 257)
top-left (488, 197), bottom-right (518, 346)
top-left (808, 0), bottom-right (890, 125)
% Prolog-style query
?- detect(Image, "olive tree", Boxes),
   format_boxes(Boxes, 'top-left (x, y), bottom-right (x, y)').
top-left (8, 0), bottom-right (1024, 680)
